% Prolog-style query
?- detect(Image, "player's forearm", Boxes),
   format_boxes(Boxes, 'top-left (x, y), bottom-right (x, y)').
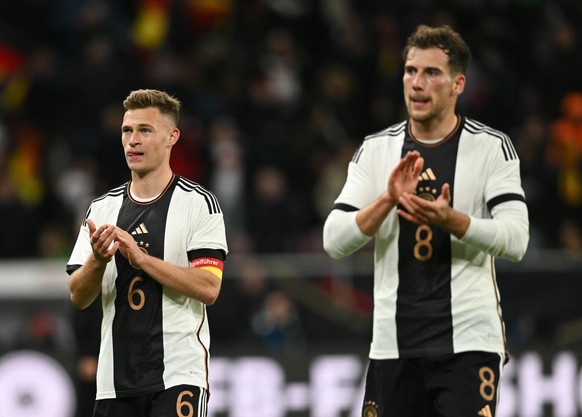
top-left (69, 255), bottom-right (106, 309)
top-left (356, 191), bottom-right (397, 236)
top-left (439, 209), bottom-right (471, 239)
top-left (323, 209), bottom-right (373, 259)
top-left (138, 255), bottom-right (221, 305)
top-left (460, 201), bottom-right (529, 262)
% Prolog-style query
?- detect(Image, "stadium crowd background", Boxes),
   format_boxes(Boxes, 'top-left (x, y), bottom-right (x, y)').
top-left (1, 0), bottom-right (582, 353)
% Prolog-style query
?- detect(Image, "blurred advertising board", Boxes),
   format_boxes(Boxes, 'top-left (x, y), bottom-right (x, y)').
top-left (1, 346), bottom-right (582, 417)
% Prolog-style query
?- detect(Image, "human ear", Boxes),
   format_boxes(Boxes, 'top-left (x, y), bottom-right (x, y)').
top-left (453, 74), bottom-right (465, 95)
top-left (168, 128), bottom-right (180, 146)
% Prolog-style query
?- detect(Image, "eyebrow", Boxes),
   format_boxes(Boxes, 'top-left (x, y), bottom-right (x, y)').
top-left (121, 123), bottom-right (154, 130)
top-left (405, 64), bottom-right (444, 72)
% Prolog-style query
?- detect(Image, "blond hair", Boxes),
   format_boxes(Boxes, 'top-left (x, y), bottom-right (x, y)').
top-left (123, 89), bottom-right (181, 126)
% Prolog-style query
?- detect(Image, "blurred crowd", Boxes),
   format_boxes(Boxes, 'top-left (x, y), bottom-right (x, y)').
top-left (3, 5), bottom-right (582, 415)
top-left (1, 0), bottom-right (582, 259)
top-left (3, 6), bottom-right (582, 413)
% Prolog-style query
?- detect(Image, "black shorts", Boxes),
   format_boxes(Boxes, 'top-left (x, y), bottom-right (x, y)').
top-left (93, 385), bottom-right (208, 417)
top-left (362, 351), bottom-right (503, 417)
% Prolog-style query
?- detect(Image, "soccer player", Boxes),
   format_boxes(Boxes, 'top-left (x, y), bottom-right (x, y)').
top-left (323, 25), bottom-right (529, 417)
top-left (66, 89), bottom-right (228, 417)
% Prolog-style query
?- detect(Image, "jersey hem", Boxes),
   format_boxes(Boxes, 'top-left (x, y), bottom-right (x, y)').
top-left (369, 345), bottom-right (506, 360)
top-left (96, 383), bottom-right (166, 400)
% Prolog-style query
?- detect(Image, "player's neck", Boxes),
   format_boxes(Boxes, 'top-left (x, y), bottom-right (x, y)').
top-left (129, 167), bottom-right (174, 200)
top-left (410, 113), bottom-right (459, 141)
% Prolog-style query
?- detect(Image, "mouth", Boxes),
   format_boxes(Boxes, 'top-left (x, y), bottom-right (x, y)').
top-left (411, 96), bottom-right (429, 105)
top-left (126, 151), bottom-right (144, 160)
top-left (409, 96), bottom-right (430, 111)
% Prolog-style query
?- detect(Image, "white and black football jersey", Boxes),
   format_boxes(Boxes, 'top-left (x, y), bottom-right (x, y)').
top-left (325, 117), bottom-right (529, 360)
top-left (67, 175), bottom-right (228, 399)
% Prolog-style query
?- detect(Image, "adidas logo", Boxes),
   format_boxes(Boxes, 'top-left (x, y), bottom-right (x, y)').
top-left (131, 223), bottom-right (149, 235)
top-left (478, 404), bottom-right (492, 417)
top-left (418, 167), bottom-right (436, 181)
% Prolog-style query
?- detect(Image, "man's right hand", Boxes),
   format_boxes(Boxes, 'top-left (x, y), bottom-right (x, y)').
top-left (87, 219), bottom-right (119, 264)
top-left (387, 150), bottom-right (424, 203)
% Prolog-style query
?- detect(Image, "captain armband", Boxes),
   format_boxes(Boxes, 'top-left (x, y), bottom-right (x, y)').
top-left (190, 257), bottom-right (224, 279)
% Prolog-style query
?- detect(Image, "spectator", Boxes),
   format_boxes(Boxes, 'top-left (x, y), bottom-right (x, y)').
top-left (246, 165), bottom-right (311, 252)
top-left (208, 115), bottom-right (246, 237)
top-left (210, 257), bottom-right (274, 344)
top-left (251, 290), bottom-right (306, 353)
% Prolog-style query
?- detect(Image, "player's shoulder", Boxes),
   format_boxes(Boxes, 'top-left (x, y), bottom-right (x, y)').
top-left (349, 121), bottom-right (406, 164)
top-left (90, 183), bottom-right (127, 206)
top-left (175, 175), bottom-right (213, 195)
top-left (363, 120), bottom-right (407, 143)
top-left (175, 176), bottom-right (222, 214)
top-left (462, 117), bottom-right (518, 160)
top-left (463, 117), bottom-right (509, 140)
top-left (81, 183), bottom-right (127, 224)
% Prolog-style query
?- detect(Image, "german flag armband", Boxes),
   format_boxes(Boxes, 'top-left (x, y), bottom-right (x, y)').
top-left (190, 257), bottom-right (224, 279)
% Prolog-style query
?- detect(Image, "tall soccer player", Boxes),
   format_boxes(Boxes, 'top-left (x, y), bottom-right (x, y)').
top-left (323, 25), bottom-right (529, 417)
top-left (67, 89), bottom-right (228, 417)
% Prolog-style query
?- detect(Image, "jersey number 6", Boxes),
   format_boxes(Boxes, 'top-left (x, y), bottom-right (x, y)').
top-left (128, 276), bottom-right (145, 310)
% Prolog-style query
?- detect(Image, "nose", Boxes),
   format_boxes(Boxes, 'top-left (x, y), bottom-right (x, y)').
top-left (128, 132), bottom-right (140, 146)
top-left (411, 73), bottom-right (425, 90)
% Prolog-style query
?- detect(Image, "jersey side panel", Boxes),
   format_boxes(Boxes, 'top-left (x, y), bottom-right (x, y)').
top-left (352, 128), bottom-right (406, 359)
top-left (160, 180), bottom-right (227, 391)
top-left (449, 126), bottom-right (513, 355)
top-left (72, 189), bottom-right (126, 400)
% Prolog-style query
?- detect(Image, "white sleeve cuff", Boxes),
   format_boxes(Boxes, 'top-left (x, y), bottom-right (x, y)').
top-left (460, 216), bottom-right (497, 249)
top-left (323, 209), bottom-right (372, 259)
top-left (459, 200), bottom-right (529, 262)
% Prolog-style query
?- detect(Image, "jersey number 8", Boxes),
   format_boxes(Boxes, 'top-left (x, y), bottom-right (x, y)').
top-left (414, 225), bottom-right (433, 262)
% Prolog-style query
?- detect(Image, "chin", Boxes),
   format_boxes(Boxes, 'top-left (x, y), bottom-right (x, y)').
top-left (409, 113), bottom-right (432, 123)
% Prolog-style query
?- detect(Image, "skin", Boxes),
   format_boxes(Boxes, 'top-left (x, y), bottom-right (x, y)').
top-left (69, 107), bottom-right (221, 309)
top-left (356, 47), bottom-right (471, 238)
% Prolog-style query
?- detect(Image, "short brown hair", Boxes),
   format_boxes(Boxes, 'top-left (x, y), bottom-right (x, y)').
top-left (402, 25), bottom-right (471, 75)
top-left (123, 89), bottom-right (181, 126)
